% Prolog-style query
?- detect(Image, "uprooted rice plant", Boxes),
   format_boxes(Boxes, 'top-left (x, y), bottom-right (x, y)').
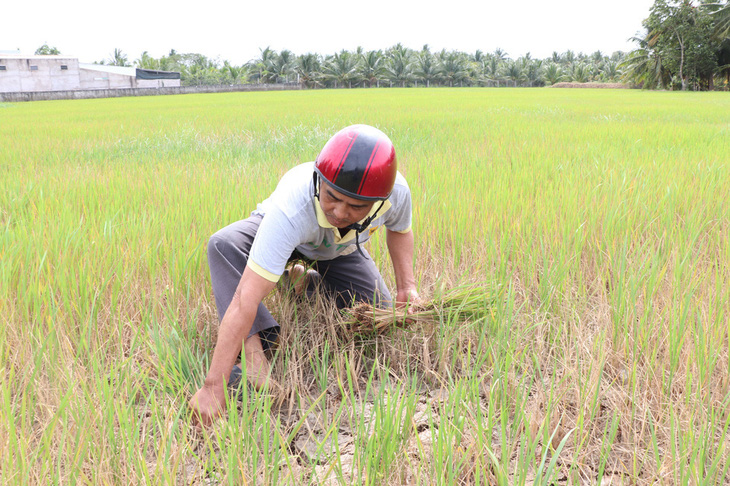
top-left (1, 88), bottom-right (729, 484)
top-left (339, 283), bottom-right (501, 334)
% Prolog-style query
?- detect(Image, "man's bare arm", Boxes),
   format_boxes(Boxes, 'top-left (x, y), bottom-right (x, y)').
top-left (386, 229), bottom-right (421, 307)
top-left (189, 265), bottom-right (276, 425)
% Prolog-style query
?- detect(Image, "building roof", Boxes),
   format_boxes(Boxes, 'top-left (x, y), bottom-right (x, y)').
top-left (0, 54), bottom-right (78, 61)
top-left (79, 63), bottom-right (136, 77)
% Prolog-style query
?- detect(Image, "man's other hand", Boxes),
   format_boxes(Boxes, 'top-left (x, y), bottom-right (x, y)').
top-left (189, 384), bottom-right (226, 427)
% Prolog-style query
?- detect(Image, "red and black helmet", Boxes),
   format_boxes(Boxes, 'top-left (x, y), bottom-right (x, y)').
top-left (314, 124), bottom-right (397, 201)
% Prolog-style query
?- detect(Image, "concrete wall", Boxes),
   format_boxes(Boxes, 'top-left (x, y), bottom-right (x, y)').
top-left (0, 57), bottom-right (80, 92)
top-left (0, 83), bottom-right (302, 102)
top-left (137, 78), bottom-right (181, 88)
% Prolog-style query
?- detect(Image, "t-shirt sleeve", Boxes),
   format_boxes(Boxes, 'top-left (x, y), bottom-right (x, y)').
top-left (248, 207), bottom-right (301, 282)
top-left (383, 182), bottom-right (412, 234)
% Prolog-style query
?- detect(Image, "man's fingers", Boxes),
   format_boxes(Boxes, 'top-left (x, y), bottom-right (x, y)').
top-left (189, 387), bottom-right (224, 428)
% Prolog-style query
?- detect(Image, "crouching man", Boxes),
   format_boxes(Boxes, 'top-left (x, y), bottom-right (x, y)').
top-left (189, 124), bottom-right (421, 425)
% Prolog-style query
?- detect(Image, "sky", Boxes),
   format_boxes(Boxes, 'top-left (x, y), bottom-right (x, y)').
top-left (2, 0), bottom-right (655, 64)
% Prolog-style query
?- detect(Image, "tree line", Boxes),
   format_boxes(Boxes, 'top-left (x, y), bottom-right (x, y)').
top-left (33, 0), bottom-right (730, 91)
top-left (93, 45), bottom-right (628, 89)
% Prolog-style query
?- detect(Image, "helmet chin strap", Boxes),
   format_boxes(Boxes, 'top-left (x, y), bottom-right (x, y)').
top-left (345, 200), bottom-right (384, 259)
top-left (312, 171), bottom-right (320, 199)
top-left (312, 172), bottom-right (384, 260)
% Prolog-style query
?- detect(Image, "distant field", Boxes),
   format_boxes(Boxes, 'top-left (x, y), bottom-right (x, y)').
top-left (2, 88), bottom-right (729, 484)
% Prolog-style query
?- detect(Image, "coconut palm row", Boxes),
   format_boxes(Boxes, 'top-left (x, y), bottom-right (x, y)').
top-left (134, 44), bottom-right (627, 88)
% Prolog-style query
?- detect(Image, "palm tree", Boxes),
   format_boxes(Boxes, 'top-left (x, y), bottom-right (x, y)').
top-left (708, 1), bottom-right (730, 39)
top-left (523, 59), bottom-right (543, 86)
top-left (706, 2), bottom-right (730, 89)
top-left (250, 46), bottom-right (276, 83)
top-left (322, 50), bottom-right (359, 88)
top-left (135, 51), bottom-right (159, 70)
top-left (295, 53), bottom-right (321, 88)
top-left (108, 48), bottom-right (130, 67)
top-left (562, 50), bottom-right (575, 66)
top-left (571, 63), bottom-right (593, 83)
top-left (157, 49), bottom-right (182, 72)
top-left (502, 60), bottom-right (524, 87)
top-left (600, 61), bottom-right (621, 82)
top-left (620, 31), bottom-right (671, 89)
top-left (493, 48), bottom-right (509, 62)
top-left (413, 50), bottom-right (438, 87)
top-left (482, 56), bottom-right (503, 86)
top-left (610, 51), bottom-right (625, 63)
top-left (591, 50), bottom-right (605, 64)
top-left (187, 64), bottom-right (221, 86)
top-left (385, 47), bottom-right (413, 87)
top-left (619, 47), bottom-right (654, 88)
top-left (387, 43), bottom-right (411, 60)
top-left (266, 50), bottom-right (294, 83)
top-left (438, 51), bottom-right (469, 87)
top-left (358, 50), bottom-right (386, 87)
top-left (466, 50), bottom-right (487, 85)
top-left (222, 61), bottom-right (246, 84)
top-left (543, 63), bottom-right (564, 85)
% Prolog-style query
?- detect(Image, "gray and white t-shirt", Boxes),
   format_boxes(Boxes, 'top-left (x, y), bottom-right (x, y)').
top-left (248, 162), bottom-right (412, 282)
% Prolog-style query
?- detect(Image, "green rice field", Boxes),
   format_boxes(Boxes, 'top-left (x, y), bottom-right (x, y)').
top-left (2, 88), bottom-right (729, 484)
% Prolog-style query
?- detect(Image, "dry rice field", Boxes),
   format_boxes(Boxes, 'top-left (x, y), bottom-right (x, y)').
top-left (1, 88), bottom-right (730, 484)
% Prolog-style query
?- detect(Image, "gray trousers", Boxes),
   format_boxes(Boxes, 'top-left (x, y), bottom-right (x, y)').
top-left (207, 214), bottom-right (392, 343)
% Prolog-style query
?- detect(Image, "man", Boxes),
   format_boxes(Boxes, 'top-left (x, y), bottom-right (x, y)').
top-left (189, 124), bottom-right (421, 425)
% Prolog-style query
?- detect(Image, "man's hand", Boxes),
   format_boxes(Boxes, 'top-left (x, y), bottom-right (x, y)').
top-left (189, 383), bottom-right (226, 427)
top-left (396, 287), bottom-right (423, 312)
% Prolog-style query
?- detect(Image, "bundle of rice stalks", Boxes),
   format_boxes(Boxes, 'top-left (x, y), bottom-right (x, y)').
top-left (339, 283), bottom-right (500, 334)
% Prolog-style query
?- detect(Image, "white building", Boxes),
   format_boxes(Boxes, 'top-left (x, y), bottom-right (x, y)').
top-left (0, 54), bottom-right (181, 93)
